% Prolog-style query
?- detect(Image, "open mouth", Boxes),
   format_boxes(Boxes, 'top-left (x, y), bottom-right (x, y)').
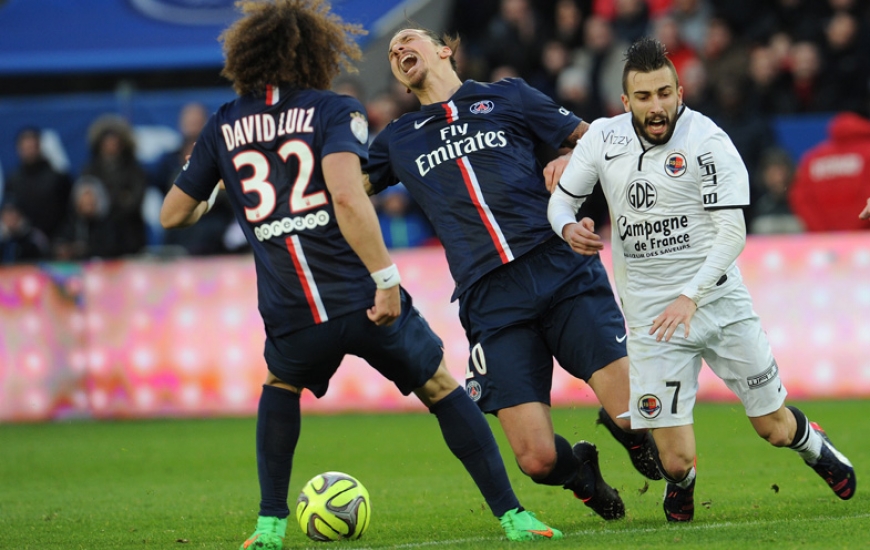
top-left (400, 53), bottom-right (418, 74)
top-left (647, 117), bottom-right (668, 135)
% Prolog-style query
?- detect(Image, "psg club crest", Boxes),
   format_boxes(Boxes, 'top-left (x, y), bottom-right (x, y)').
top-left (665, 153), bottom-right (688, 177)
top-left (637, 394), bottom-right (662, 419)
top-left (466, 380), bottom-right (482, 402)
top-left (349, 112), bottom-right (368, 144)
top-left (469, 100), bottom-right (494, 114)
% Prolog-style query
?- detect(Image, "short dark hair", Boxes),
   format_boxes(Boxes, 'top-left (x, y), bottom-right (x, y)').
top-left (621, 37), bottom-right (679, 94)
top-left (220, 0), bottom-right (366, 95)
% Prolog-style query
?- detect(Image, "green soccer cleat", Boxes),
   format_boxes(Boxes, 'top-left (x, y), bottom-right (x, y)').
top-left (240, 516), bottom-right (287, 550)
top-left (498, 508), bottom-right (563, 541)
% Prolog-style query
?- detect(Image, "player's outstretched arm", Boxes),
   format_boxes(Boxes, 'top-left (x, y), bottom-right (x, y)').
top-left (323, 152), bottom-right (401, 326)
top-left (860, 197), bottom-right (870, 220)
top-left (160, 183), bottom-right (220, 228)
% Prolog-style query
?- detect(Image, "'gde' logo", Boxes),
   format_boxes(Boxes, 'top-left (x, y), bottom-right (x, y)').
top-left (627, 180), bottom-right (657, 212)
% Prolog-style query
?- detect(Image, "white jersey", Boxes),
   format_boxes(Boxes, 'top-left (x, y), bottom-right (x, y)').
top-left (553, 106), bottom-right (749, 328)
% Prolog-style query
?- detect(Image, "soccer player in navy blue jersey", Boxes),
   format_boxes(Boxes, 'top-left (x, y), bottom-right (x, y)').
top-left (160, 1), bottom-right (562, 546)
top-left (363, 27), bottom-right (661, 522)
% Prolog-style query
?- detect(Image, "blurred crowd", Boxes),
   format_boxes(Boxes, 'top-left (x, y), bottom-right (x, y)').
top-left (0, 105), bottom-right (245, 264)
top-left (2, 0), bottom-right (869, 265)
top-left (441, 0), bottom-right (870, 235)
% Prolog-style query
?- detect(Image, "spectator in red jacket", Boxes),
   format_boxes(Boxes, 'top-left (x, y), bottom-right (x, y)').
top-left (789, 112), bottom-right (870, 231)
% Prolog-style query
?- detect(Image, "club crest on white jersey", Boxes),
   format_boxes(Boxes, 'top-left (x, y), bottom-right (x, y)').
top-left (665, 152), bottom-right (688, 177)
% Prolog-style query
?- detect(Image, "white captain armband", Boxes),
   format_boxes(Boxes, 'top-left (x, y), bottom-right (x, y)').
top-left (370, 264), bottom-right (401, 289)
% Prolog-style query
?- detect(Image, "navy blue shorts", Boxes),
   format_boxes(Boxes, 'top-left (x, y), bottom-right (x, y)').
top-left (458, 238), bottom-right (627, 414)
top-left (264, 288), bottom-right (443, 398)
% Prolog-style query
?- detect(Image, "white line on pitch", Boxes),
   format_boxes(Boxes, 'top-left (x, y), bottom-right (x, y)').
top-left (324, 512), bottom-right (870, 549)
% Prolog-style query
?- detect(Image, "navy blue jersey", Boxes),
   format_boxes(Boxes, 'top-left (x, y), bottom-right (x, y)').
top-left (365, 78), bottom-right (580, 300)
top-left (175, 86), bottom-right (373, 336)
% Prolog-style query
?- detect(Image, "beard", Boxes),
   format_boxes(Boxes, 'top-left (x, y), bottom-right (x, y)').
top-left (631, 109), bottom-right (679, 145)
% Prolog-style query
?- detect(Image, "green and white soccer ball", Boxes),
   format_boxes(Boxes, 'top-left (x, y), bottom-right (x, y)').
top-left (295, 471), bottom-right (371, 541)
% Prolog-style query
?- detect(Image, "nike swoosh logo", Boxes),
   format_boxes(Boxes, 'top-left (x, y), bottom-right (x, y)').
top-left (414, 115), bottom-right (435, 129)
top-left (604, 152), bottom-right (627, 161)
top-left (616, 334), bottom-right (627, 343)
top-left (527, 529), bottom-right (554, 538)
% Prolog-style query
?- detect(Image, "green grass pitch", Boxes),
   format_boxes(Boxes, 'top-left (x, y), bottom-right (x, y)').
top-left (2, 401), bottom-right (867, 549)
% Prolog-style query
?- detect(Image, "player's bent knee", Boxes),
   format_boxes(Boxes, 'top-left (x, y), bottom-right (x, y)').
top-left (657, 451), bottom-right (693, 480)
top-left (518, 452), bottom-right (558, 480)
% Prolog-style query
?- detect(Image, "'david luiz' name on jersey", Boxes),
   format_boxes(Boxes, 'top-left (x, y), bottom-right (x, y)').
top-left (175, 86), bottom-right (373, 336)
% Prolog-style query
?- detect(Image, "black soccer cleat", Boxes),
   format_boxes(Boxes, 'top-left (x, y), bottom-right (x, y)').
top-left (596, 407), bottom-right (663, 480)
top-left (571, 441), bottom-right (626, 520)
top-left (663, 477), bottom-right (695, 522)
top-left (807, 422), bottom-right (856, 500)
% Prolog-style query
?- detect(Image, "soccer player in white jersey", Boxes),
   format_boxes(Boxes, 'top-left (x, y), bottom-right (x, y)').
top-left (547, 37), bottom-right (856, 522)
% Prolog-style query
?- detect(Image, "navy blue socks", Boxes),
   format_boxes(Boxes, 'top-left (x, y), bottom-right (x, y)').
top-left (256, 384), bottom-right (301, 518)
top-left (430, 387), bottom-right (520, 517)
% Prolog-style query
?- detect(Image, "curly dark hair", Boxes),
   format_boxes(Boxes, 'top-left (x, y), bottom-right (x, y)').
top-left (621, 36), bottom-right (679, 94)
top-left (220, 0), bottom-right (366, 96)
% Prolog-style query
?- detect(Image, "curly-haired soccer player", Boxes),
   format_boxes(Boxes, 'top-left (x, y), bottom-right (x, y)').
top-left (160, 0), bottom-right (562, 546)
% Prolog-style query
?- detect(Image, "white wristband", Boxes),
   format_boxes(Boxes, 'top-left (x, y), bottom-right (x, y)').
top-left (371, 264), bottom-right (401, 289)
top-left (205, 183), bottom-right (220, 213)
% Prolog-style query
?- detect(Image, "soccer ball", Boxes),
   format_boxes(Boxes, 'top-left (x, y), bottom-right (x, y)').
top-left (295, 471), bottom-right (371, 541)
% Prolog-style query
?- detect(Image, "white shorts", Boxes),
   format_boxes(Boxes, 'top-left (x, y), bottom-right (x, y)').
top-left (628, 285), bottom-right (787, 429)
